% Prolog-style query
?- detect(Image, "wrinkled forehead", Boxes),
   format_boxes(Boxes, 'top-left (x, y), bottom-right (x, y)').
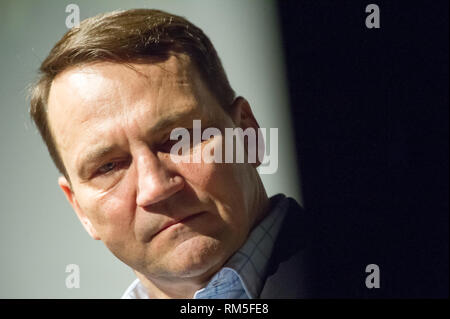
top-left (47, 55), bottom-right (216, 143)
top-left (47, 54), bottom-right (201, 119)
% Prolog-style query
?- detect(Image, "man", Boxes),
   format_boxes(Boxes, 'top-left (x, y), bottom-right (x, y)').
top-left (30, 9), bottom-right (315, 299)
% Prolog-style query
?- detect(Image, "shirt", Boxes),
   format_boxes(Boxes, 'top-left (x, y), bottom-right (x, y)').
top-left (121, 194), bottom-right (288, 299)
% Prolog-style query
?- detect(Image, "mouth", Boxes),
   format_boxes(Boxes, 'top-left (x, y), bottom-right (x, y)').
top-left (151, 211), bottom-right (206, 239)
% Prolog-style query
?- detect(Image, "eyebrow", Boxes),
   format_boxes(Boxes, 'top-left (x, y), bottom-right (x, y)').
top-left (150, 111), bottom-right (197, 132)
top-left (75, 109), bottom-right (200, 179)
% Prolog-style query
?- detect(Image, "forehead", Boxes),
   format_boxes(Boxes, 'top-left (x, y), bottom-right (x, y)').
top-left (48, 55), bottom-right (201, 125)
top-left (47, 55), bottom-right (222, 172)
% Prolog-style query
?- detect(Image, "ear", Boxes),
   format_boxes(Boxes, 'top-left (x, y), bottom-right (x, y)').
top-left (58, 176), bottom-right (101, 240)
top-left (229, 97), bottom-right (265, 167)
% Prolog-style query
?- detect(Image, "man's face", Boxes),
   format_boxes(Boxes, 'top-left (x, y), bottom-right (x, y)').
top-left (47, 55), bottom-right (261, 281)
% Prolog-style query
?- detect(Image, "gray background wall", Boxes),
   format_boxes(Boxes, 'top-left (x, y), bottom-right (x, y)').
top-left (0, 0), bottom-right (301, 298)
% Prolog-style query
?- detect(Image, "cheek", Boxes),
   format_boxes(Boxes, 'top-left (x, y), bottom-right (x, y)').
top-left (175, 159), bottom-right (233, 195)
top-left (78, 181), bottom-right (136, 238)
top-left (171, 138), bottom-right (247, 193)
top-left (175, 157), bottom-right (250, 225)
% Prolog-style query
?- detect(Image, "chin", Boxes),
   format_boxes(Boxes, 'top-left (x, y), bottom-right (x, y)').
top-left (161, 235), bottom-right (229, 278)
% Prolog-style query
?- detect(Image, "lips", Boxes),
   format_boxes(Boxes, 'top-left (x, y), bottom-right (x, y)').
top-left (151, 211), bottom-right (205, 239)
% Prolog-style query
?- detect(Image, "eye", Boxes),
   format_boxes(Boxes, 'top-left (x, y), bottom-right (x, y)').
top-left (158, 131), bottom-right (192, 153)
top-left (158, 138), bottom-right (178, 153)
top-left (98, 162), bottom-right (117, 175)
top-left (95, 158), bottom-right (132, 177)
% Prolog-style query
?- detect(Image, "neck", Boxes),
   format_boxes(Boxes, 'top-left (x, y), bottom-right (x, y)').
top-left (134, 262), bottom-right (222, 299)
top-left (250, 174), bottom-right (270, 229)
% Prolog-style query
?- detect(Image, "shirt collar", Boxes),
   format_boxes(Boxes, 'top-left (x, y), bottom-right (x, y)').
top-left (121, 194), bottom-right (288, 299)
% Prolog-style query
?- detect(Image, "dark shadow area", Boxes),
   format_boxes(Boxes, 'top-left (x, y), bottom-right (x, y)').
top-left (277, 0), bottom-right (448, 297)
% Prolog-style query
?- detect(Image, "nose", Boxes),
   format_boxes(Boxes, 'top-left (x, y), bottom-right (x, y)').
top-left (135, 150), bottom-right (184, 207)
